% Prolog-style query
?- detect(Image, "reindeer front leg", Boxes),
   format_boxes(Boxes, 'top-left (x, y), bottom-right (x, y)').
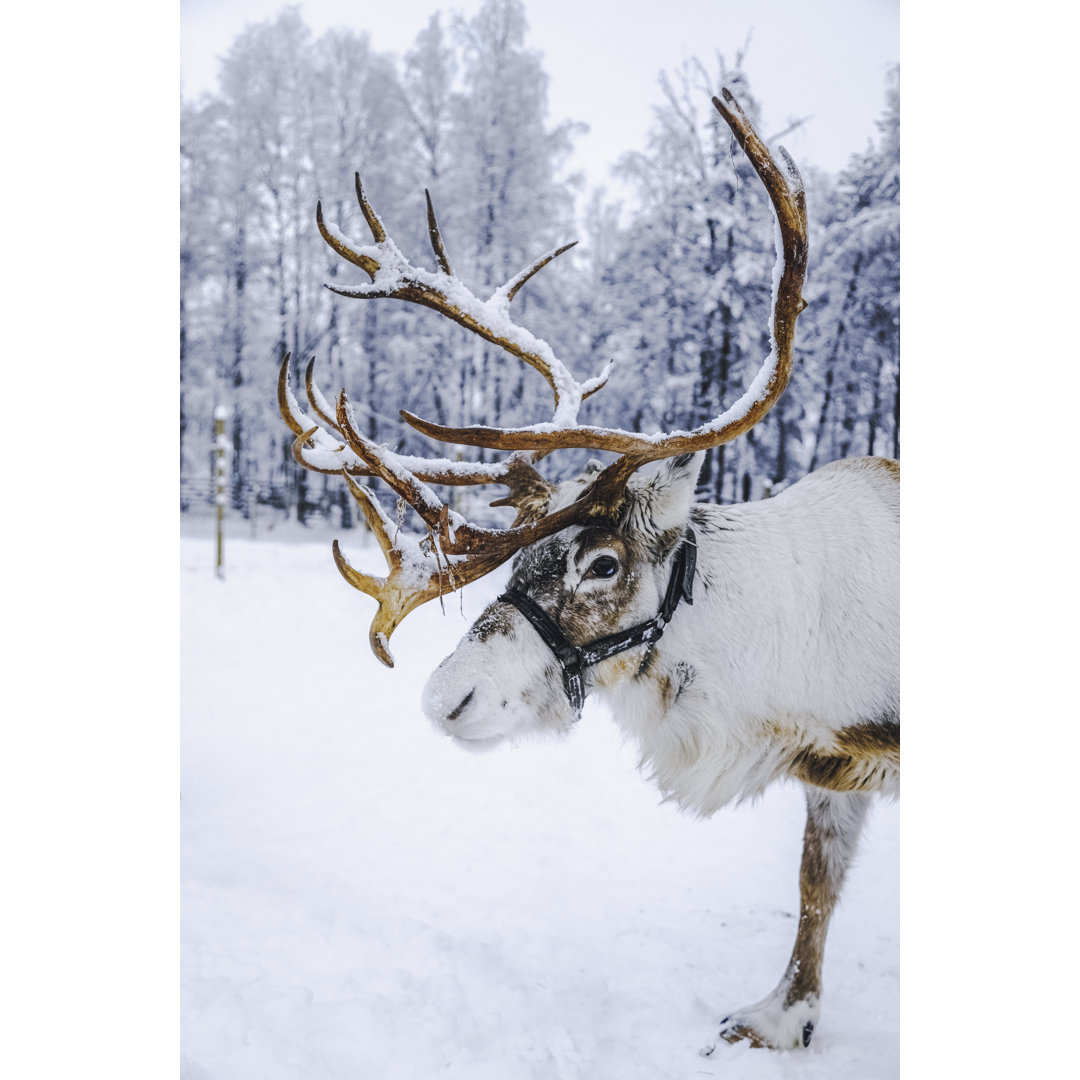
top-left (706, 788), bottom-right (871, 1052)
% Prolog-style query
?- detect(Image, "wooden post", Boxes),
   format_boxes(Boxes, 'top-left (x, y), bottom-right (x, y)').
top-left (214, 405), bottom-right (229, 579)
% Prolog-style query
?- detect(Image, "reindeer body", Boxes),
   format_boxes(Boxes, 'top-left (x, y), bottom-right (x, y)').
top-left (601, 455), bottom-right (899, 816)
top-left (282, 89), bottom-right (897, 1050)
top-left (424, 456), bottom-right (899, 809)
top-left (422, 454), bottom-right (899, 1049)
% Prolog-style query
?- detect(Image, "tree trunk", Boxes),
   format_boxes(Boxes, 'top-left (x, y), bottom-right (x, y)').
top-left (892, 372), bottom-right (900, 460)
top-left (809, 366), bottom-right (835, 473)
top-left (810, 255), bottom-right (862, 471)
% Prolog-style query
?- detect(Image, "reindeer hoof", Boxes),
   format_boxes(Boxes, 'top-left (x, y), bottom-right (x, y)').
top-left (707, 990), bottom-right (820, 1051)
top-left (699, 1017), bottom-right (768, 1056)
top-left (716, 1016), bottom-right (771, 1049)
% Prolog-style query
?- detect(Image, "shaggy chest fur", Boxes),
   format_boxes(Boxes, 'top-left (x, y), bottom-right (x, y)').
top-left (422, 458), bottom-right (899, 814)
top-left (598, 654), bottom-right (899, 815)
top-left (590, 463), bottom-right (900, 815)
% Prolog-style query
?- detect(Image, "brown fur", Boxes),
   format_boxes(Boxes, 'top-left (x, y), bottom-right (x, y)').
top-left (827, 455), bottom-right (899, 481)
top-left (509, 528), bottom-right (645, 648)
top-left (469, 604), bottom-right (515, 643)
top-left (783, 815), bottom-right (833, 1006)
top-left (722, 790), bottom-right (870, 1049)
top-left (634, 645), bottom-right (660, 680)
top-left (787, 720), bottom-right (899, 793)
top-left (592, 654), bottom-right (640, 689)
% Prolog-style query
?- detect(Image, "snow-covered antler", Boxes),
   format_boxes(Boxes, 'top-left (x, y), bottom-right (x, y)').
top-left (281, 89), bottom-right (808, 666)
top-left (317, 177), bottom-right (613, 425)
top-left (403, 90), bottom-right (808, 463)
top-left (279, 353), bottom-right (561, 666)
top-left (280, 176), bottom-right (616, 665)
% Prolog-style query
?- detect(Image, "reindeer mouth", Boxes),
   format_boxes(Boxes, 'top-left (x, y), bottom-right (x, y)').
top-left (449, 734), bottom-right (505, 755)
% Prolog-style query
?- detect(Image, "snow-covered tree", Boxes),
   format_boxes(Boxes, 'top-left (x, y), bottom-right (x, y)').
top-left (179, 9), bottom-right (899, 524)
top-left (803, 67), bottom-right (900, 469)
top-left (594, 57), bottom-right (780, 503)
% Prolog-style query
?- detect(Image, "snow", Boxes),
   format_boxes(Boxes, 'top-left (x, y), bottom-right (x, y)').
top-left (181, 530), bottom-right (898, 1079)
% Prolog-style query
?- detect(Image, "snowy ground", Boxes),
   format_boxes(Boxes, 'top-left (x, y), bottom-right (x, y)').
top-left (181, 525), bottom-right (899, 1080)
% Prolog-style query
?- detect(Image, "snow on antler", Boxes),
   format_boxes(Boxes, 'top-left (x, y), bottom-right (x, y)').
top-left (281, 88), bottom-right (809, 665)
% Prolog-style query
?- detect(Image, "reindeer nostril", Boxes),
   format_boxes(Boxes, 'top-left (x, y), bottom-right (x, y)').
top-left (446, 689), bottom-right (475, 722)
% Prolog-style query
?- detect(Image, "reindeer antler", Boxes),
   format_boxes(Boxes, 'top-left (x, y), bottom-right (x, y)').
top-left (278, 174), bottom-right (608, 663)
top-left (315, 178), bottom-right (612, 424)
top-left (279, 353), bottom-right (563, 664)
top-left (402, 90), bottom-right (809, 463)
top-left (282, 89), bottom-right (809, 666)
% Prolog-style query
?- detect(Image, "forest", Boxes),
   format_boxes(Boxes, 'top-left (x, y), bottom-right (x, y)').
top-left (180, 0), bottom-right (899, 529)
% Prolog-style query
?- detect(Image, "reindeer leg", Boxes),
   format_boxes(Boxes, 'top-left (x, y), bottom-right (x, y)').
top-left (706, 788), bottom-right (871, 1052)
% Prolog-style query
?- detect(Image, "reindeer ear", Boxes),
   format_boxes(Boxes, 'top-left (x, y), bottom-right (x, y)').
top-left (621, 452), bottom-right (704, 542)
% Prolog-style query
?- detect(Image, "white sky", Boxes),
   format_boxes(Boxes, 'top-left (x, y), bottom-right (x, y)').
top-left (180, 0), bottom-right (899, 185)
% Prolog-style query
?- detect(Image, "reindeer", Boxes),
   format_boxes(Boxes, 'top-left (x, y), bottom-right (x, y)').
top-left (278, 90), bottom-right (899, 1051)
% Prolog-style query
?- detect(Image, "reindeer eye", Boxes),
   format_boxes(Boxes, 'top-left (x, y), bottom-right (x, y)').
top-left (585, 555), bottom-right (619, 579)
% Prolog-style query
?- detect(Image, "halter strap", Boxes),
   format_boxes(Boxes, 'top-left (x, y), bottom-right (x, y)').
top-left (499, 528), bottom-right (697, 715)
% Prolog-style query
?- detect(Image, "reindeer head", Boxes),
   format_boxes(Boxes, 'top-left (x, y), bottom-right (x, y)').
top-left (279, 90), bottom-right (807, 731)
top-left (418, 452), bottom-right (703, 747)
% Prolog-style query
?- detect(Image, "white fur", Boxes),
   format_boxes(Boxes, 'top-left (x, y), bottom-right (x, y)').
top-left (421, 609), bottom-right (579, 745)
top-left (421, 456), bottom-right (899, 1050)
top-left (603, 459), bottom-right (899, 814)
top-left (424, 457), bottom-right (899, 814)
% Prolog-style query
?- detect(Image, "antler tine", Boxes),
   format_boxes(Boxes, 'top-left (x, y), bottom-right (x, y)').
top-left (277, 351), bottom-right (308, 441)
top-left (304, 357), bottom-right (343, 435)
top-left (332, 468), bottom-right (450, 667)
top-left (334, 467), bottom-right (540, 667)
top-left (504, 241), bottom-right (578, 303)
top-left (354, 173), bottom-right (387, 243)
top-left (486, 453), bottom-right (557, 524)
top-left (278, 352), bottom-right (347, 463)
top-left (399, 88), bottom-right (808, 463)
top-left (712, 89), bottom-right (809, 347)
top-left (331, 538), bottom-right (441, 668)
top-left (279, 352), bottom-right (366, 476)
top-left (335, 388), bottom-right (452, 539)
top-left (316, 202), bottom-right (378, 280)
top-left (314, 175), bottom-right (394, 291)
top-left (425, 190), bottom-right (454, 277)
top-left (341, 471), bottom-right (399, 561)
top-left (331, 532), bottom-right (513, 668)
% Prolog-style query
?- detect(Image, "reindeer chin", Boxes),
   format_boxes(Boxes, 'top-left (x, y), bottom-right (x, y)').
top-left (448, 734), bottom-right (506, 756)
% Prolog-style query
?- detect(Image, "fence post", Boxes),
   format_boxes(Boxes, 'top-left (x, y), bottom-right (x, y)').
top-left (214, 405), bottom-right (230, 579)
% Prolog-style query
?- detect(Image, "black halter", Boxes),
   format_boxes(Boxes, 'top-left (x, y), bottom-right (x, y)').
top-left (498, 528), bottom-right (697, 715)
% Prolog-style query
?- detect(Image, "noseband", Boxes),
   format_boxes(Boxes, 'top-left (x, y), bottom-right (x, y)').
top-left (498, 528), bottom-right (697, 715)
